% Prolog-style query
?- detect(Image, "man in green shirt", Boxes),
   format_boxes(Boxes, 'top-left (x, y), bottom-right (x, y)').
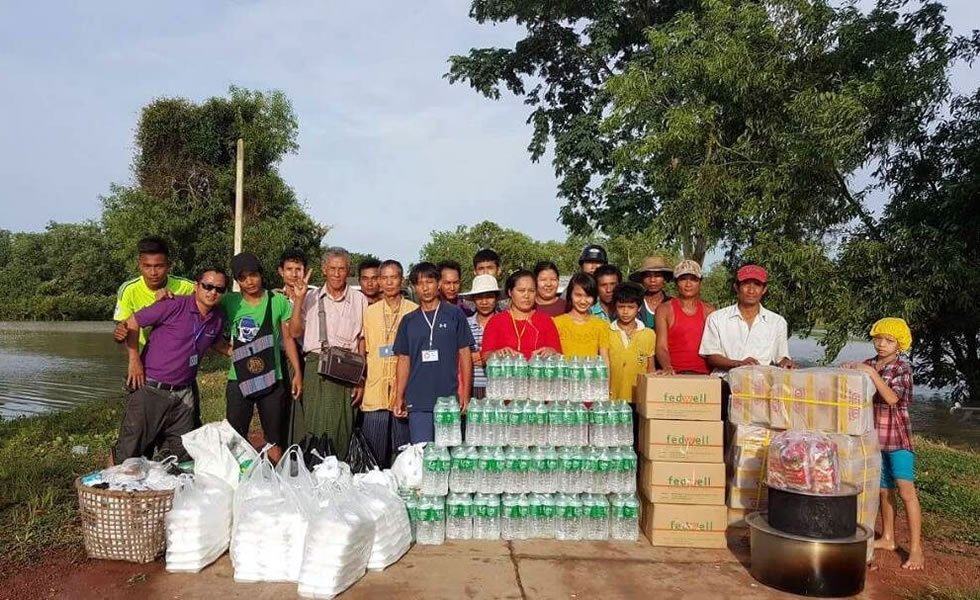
top-left (222, 252), bottom-right (304, 465)
top-left (112, 237), bottom-right (195, 348)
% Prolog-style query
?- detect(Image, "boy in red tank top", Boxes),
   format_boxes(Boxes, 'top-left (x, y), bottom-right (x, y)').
top-left (654, 260), bottom-right (714, 374)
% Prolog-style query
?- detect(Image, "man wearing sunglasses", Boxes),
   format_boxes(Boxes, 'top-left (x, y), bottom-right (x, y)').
top-left (113, 268), bottom-right (230, 463)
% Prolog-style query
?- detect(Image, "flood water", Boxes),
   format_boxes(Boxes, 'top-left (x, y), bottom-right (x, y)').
top-left (0, 322), bottom-right (976, 447)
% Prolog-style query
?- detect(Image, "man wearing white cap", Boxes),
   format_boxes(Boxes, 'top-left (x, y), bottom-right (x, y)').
top-left (462, 274), bottom-right (502, 399)
top-left (698, 264), bottom-right (795, 374)
top-left (655, 259), bottom-right (715, 375)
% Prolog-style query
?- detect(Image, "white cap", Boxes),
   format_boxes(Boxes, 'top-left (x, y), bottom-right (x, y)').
top-left (462, 274), bottom-right (501, 296)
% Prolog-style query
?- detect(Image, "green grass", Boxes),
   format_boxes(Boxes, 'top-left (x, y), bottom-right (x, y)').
top-left (0, 368), bottom-right (229, 578)
top-left (915, 436), bottom-right (980, 546)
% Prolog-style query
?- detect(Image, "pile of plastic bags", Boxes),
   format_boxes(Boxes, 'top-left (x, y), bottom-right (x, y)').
top-left (165, 474), bottom-right (234, 573)
top-left (82, 456), bottom-right (180, 491)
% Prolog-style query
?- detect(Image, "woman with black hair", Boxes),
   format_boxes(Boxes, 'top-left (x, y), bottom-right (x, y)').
top-left (480, 269), bottom-right (562, 360)
top-left (553, 272), bottom-right (610, 364)
top-left (533, 261), bottom-right (567, 317)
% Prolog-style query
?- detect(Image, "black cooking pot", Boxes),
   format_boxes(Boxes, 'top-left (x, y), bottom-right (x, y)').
top-left (767, 483), bottom-right (859, 539)
top-left (748, 511), bottom-right (872, 598)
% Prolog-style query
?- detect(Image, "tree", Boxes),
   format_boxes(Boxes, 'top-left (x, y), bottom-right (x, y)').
top-left (829, 91), bottom-right (980, 404)
top-left (103, 87), bottom-right (327, 287)
top-left (449, 0), bottom-right (973, 265)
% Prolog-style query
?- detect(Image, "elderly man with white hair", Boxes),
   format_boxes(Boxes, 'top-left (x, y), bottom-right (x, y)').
top-left (290, 247), bottom-right (367, 461)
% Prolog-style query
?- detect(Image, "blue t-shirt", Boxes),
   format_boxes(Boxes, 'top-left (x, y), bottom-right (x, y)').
top-left (393, 301), bottom-right (475, 413)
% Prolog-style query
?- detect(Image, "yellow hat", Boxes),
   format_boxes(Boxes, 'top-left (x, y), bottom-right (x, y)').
top-left (870, 317), bottom-right (912, 352)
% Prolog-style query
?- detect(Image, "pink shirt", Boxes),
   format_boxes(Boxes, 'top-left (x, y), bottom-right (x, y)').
top-left (301, 285), bottom-right (366, 353)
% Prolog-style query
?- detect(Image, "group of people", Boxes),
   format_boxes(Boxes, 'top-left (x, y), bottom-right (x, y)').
top-left (110, 236), bottom-right (923, 569)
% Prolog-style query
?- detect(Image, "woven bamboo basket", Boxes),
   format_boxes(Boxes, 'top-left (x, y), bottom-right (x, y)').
top-left (75, 477), bottom-right (175, 563)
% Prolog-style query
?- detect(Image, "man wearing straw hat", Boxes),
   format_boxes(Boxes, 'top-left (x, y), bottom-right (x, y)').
top-left (462, 274), bottom-right (502, 399)
top-left (629, 256), bottom-right (674, 329)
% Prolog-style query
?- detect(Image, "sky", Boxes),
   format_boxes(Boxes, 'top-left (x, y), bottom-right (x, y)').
top-left (0, 1), bottom-right (977, 267)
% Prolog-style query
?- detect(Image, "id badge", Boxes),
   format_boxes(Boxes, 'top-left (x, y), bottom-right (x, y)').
top-left (188, 354), bottom-right (199, 367)
top-left (421, 349), bottom-right (440, 363)
top-left (379, 344), bottom-right (394, 358)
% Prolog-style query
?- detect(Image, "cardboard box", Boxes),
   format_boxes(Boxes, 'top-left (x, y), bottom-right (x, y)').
top-left (639, 459), bottom-right (726, 505)
top-left (641, 501), bottom-right (727, 548)
top-left (638, 419), bottom-right (724, 463)
top-left (635, 375), bottom-right (722, 421)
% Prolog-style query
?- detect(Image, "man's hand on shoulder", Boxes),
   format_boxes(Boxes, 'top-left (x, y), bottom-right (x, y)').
top-left (154, 288), bottom-right (175, 302)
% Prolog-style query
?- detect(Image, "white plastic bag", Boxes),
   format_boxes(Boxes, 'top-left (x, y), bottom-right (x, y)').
top-left (166, 473), bottom-right (234, 573)
top-left (182, 420), bottom-right (259, 489)
top-left (352, 473), bottom-right (412, 571)
top-left (297, 488), bottom-right (376, 599)
top-left (390, 443), bottom-right (425, 491)
top-left (231, 449), bottom-right (309, 583)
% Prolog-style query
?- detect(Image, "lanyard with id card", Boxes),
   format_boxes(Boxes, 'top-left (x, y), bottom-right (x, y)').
top-left (188, 319), bottom-right (208, 368)
top-left (420, 304), bottom-right (440, 363)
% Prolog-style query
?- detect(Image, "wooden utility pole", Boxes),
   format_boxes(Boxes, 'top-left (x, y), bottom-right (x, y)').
top-left (233, 138), bottom-right (244, 291)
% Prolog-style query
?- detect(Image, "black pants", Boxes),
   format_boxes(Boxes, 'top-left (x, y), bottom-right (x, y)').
top-left (359, 410), bottom-right (410, 468)
top-left (114, 385), bottom-right (195, 462)
top-left (226, 380), bottom-right (287, 447)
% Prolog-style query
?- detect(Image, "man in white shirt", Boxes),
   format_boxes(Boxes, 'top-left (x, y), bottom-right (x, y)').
top-left (698, 264), bottom-right (796, 374)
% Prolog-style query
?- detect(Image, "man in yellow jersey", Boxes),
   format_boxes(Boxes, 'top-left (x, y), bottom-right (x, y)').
top-left (111, 236), bottom-right (198, 426)
top-left (112, 237), bottom-right (196, 347)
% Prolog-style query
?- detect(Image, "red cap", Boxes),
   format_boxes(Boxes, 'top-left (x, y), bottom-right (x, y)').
top-left (736, 264), bottom-right (768, 284)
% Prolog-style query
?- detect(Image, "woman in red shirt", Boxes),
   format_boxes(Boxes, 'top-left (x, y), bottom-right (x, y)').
top-left (481, 270), bottom-right (562, 360)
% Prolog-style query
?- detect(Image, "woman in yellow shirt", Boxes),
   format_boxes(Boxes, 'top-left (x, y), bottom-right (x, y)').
top-left (607, 282), bottom-right (656, 402)
top-left (553, 273), bottom-right (610, 365)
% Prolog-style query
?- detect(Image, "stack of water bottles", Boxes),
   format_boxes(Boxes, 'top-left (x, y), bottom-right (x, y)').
top-left (409, 357), bottom-right (640, 545)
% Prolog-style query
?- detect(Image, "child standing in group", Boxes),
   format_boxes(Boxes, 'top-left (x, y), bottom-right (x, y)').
top-left (553, 273), bottom-right (610, 365)
top-left (844, 317), bottom-right (923, 570)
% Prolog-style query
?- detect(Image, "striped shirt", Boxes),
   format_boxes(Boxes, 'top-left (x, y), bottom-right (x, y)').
top-left (468, 314), bottom-right (488, 390)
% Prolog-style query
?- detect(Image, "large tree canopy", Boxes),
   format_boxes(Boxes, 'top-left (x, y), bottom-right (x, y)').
top-left (448, 0), bottom-right (974, 264)
top-left (104, 86), bottom-right (326, 285)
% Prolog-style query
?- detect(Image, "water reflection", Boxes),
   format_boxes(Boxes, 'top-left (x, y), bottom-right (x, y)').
top-left (0, 324), bottom-right (975, 447)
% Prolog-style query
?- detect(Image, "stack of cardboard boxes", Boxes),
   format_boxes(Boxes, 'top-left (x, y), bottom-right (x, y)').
top-left (634, 375), bottom-right (727, 548)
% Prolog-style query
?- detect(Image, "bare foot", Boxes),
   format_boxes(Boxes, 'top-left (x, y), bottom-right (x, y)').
top-left (902, 547), bottom-right (924, 570)
top-left (874, 538), bottom-right (897, 551)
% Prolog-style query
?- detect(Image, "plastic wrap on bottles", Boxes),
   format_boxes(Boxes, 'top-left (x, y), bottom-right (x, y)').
top-left (165, 473), bottom-right (234, 573)
top-left (766, 431), bottom-right (839, 493)
top-left (728, 366), bottom-right (874, 435)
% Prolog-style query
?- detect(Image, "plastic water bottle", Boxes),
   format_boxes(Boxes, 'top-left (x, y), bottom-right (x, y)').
top-left (466, 397), bottom-right (483, 446)
top-left (514, 355), bottom-right (529, 400)
top-left (589, 399), bottom-right (605, 446)
top-left (532, 401), bottom-right (549, 446)
top-left (621, 446), bottom-right (637, 494)
top-left (404, 494), bottom-right (419, 542)
top-left (584, 493), bottom-right (610, 540)
top-left (567, 357), bottom-right (581, 402)
top-left (527, 355), bottom-right (542, 402)
top-left (574, 402), bottom-right (590, 446)
top-left (446, 493), bottom-right (473, 540)
top-left (418, 495), bottom-right (446, 545)
top-left (555, 493), bottom-right (583, 541)
top-left (547, 401), bottom-right (562, 446)
top-left (485, 356), bottom-right (497, 400)
top-left (558, 447), bottom-right (581, 494)
top-left (597, 447), bottom-right (614, 494)
top-left (450, 446), bottom-right (477, 493)
top-left (501, 493), bottom-right (520, 540)
top-left (422, 445), bottom-right (449, 496)
top-left (581, 447), bottom-right (597, 494)
top-left (538, 493), bottom-right (556, 539)
top-left (473, 493), bottom-right (501, 540)
top-left (581, 357), bottom-right (595, 401)
top-left (611, 493), bottom-right (640, 541)
top-left (596, 359), bottom-right (610, 401)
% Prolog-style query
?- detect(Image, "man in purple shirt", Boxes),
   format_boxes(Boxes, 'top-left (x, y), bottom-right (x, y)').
top-left (437, 260), bottom-right (474, 317)
top-left (113, 268), bottom-right (230, 462)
